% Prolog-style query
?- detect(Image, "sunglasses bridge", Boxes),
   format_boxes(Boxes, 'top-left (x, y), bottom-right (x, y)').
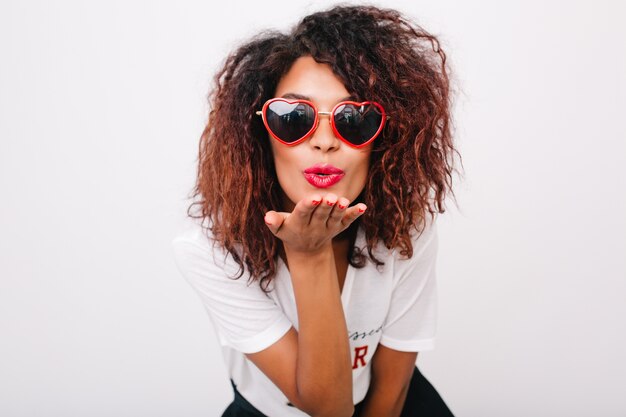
top-left (317, 111), bottom-right (333, 122)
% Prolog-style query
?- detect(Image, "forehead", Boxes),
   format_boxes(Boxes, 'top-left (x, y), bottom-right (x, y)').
top-left (274, 56), bottom-right (354, 105)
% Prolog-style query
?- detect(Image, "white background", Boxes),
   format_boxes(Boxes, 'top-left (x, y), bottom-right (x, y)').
top-left (1, 0), bottom-right (625, 416)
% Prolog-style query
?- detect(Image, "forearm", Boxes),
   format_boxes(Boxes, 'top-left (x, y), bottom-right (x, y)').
top-left (286, 245), bottom-right (354, 417)
top-left (358, 381), bottom-right (409, 417)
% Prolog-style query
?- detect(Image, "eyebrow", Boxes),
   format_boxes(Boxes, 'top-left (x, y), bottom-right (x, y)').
top-left (280, 93), bottom-right (356, 102)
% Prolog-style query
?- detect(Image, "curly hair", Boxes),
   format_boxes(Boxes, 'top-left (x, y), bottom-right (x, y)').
top-left (186, 3), bottom-right (463, 292)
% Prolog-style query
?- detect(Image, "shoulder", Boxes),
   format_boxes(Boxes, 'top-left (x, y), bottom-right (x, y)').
top-left (171, 217), bottom-right (210, 247)
top-left (392, 213), bottom-right (439, 262)
top-left (170, 216), bottom-right (242, 277)
top-left (171, 217), bottom-right (214, 259)
top-left (385, 213), bottom-right (439, 286)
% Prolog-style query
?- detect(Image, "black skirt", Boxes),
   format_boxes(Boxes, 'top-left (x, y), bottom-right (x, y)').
top-left (222, 366), bottom-right (454, 416)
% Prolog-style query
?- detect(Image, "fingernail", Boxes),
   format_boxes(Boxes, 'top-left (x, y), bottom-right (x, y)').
top-left (358, 206), bottom-right (366, 213)
top-left (338, 204), bottom-right (345, 209)
top-left (312, 199), bottom-right (321, 205)
top-left (327, 200), bottom-right (335, 206)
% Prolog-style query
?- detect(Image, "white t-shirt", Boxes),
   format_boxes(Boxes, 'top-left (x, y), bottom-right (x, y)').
top-left (171, 215), bottom-right (439, 416)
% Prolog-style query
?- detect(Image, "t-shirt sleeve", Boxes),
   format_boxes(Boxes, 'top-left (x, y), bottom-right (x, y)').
top-left (171, 236), bottom-right (293, 354)
top-left (379, 217), bottom-right (439, 352)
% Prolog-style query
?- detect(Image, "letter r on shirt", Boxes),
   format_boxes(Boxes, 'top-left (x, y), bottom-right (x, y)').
top-left (352, 345), bottom-right (368, 369)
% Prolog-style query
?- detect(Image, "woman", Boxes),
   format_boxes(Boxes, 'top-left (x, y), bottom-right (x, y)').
top-left (172, 4), bottom-right (460, 416)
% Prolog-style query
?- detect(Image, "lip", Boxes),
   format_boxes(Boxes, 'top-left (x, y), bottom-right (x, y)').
top-left (303, 172), bottom-right (345, 188)
top-left (303, 163), bottom-right (344, 175)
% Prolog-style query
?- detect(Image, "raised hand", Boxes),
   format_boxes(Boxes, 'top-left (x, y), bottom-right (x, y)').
top-left (263, 193), bottom-right (366, 255)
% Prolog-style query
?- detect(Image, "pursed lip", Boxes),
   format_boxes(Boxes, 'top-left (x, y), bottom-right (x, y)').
top-left (303, 163), bottom-right (344, 175)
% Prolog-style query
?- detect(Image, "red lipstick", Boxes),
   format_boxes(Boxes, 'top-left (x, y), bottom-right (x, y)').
top-left (303, 163), bottom-right (345, 188)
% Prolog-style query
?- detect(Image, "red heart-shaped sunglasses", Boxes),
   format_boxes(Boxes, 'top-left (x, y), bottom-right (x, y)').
top-left (255, 98), bottom-right (390, 148)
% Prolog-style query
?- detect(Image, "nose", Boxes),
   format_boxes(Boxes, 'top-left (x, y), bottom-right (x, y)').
top-left (308, 111), bottom-right (341, 151)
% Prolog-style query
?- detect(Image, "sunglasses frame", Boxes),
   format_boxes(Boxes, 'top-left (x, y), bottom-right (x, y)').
top-left (255, 98), bottom-right (390, 149)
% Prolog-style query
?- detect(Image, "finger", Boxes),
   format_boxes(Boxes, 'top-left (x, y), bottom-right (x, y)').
top-left (340, 204), bottom-right (367, 229)
top-left (294, 193), bottom-right (323, 225)
top-left (312, 193), bottom-right (338, 224)
top-left (328, 197), bottom-right (349, 227)
top-left (264, 210), bottom-right (286, 235)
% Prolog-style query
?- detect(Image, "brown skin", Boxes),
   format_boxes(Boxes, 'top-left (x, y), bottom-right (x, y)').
top-left (359, 345), bottom-right (418, 417)
top-left (252, 56), bottom-right (371, 417)
top-left (262, 194), bottom-right (363, 417)
top-left (264, 55), bottom-right (373, 265)
top-left (190, 5), bottom-right (460, 294)
top-left (261, 193), bottom-right (418, 417)
top-left (259, 55), bottom-right (419, 417)
top-left (191, 5), bottom-right (458, 415)
top-left (264, 55), bottom-right (371, 294)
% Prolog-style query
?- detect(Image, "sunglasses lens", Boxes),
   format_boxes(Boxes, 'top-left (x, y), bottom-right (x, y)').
top-left (265, 100), bottom-right (315, 144)
top-left (333, 103), bottom-right (384, 146)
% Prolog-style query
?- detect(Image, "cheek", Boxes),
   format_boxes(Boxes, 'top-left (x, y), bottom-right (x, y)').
top-left (272, 148), bottom-right (302, 189)
top-left (351, 162), bottom-right (369, 188)
top-left (273, 148), bottom-right (298, 174)
top-left (346, 153), bottom-right (371, 195)
top-left (351, 150), bottom-right (371, 178)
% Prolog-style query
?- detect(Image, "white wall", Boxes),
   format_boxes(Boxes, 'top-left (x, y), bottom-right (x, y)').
top-left (1, 0), bottom-right (624, 416)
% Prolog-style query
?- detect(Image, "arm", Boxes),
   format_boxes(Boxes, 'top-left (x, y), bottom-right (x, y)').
top-left (357, 219), bottom-right (438, 416)
top-left (245, 246), bottom-right (354, 417)
top-left (289, 245), bottom-right (354, 416)
top-left (245, 194), bottom-right (362, 417)
top-left (358, 344), bottom-right (418, 417)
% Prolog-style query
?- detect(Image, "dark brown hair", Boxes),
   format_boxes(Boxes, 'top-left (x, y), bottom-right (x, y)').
top-left (186, 3), bottom-right (463, 292)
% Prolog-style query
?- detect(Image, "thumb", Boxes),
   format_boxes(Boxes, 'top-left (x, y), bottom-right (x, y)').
top-left (264, 211), bottom-right (286, 235)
